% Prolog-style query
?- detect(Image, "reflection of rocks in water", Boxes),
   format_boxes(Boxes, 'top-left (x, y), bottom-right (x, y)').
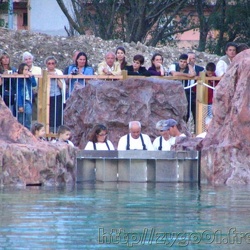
top-left (0, 98), bottom-right (77, 186)
top-left (64, 78), bottom-right (190, 149)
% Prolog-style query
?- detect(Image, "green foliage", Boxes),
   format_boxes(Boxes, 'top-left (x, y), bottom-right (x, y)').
top-left (0, 2), bottom-right (9, 28)
top-left (0, 2), bottom-right (8, 12)
top-left (56, 0), bottom-right (194, 46)
top-left (205, 0), bottom-right (250, 55)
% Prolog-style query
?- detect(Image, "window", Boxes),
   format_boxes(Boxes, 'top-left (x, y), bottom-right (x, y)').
top-left (23, 12), bottom-right (27, 26)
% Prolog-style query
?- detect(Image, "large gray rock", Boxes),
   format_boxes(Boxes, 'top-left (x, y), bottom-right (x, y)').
top-left (201, 49), bottom-right (250, 184)
top-left (64, 78), bottom-right (190, 149)
top-left (0, 98), bottom-right (77, 186)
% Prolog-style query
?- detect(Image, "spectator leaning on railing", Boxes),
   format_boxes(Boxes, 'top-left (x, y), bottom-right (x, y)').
top-left (17, 63), bottom-right (37, 130)
top-left (125, 54), bottom-right (151, 76)
top-left (44, 56), bottom-right (66, 133)
top-left (169, 54), bottom-right (196, 123)
top-left (98, 51), bottom-right (121, 76)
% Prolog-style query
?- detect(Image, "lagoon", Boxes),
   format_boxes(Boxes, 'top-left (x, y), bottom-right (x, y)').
top-left (0, 183), bottom-right (249, 249)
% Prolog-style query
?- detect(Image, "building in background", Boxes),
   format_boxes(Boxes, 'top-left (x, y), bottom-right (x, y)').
top-left (0, 0), bottom-right (70, 35)
top-left (0, 0), bottom-right (28, 30)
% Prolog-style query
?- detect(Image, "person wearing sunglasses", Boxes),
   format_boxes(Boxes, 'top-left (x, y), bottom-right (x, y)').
top-left (84, 124), bottom-right (115, 150)
top-left (44, 56), bottom-right (66, 133)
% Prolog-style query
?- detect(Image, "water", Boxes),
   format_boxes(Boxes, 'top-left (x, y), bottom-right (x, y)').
top-left (0, 183), bottom-right (250, 249)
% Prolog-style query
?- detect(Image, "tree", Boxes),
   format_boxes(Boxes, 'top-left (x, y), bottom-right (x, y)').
top-left (56, 0), bottom-right (196, 46)
top-left (194, 0), bottom-right (222, 52)
top-left (0, 1), bottom-right (9, 28)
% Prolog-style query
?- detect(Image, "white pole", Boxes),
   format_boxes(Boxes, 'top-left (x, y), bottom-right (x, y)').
top-left (8, 0), bottom-right (14, 30)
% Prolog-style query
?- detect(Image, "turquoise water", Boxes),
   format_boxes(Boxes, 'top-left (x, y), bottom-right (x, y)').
top-left (0, 183), bottom-right (250, 249)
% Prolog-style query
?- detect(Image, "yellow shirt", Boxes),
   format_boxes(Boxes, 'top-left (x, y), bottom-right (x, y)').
top-left (97, 61), bottom-right (121, 76)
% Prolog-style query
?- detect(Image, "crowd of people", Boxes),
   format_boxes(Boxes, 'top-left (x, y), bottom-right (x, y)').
top-left (29, 118), bottom-right (192, 151)
top-left (30, 116), bottom-right (211, 150)
top-left (85, 119), bottom-right (187, 151)
top-left (0, 41), bottom-right (248, 141)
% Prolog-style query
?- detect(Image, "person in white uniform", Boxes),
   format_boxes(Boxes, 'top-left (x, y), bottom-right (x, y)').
top-left (164, 119), bottom-right (186, 148)
top-left (153, 120), bottom-right (171, 151)
top-left (117, 121), bottom-right (154, 150)
top-left (85, 124), bottom-right (115, 150)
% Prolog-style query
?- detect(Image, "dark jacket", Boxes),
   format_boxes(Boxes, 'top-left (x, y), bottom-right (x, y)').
top-left (17, 76), bottom-right (37, 108)
top-left (148, 65), bottom-right (162, 76)
top-left (125, 65), bottom-right (151, 77)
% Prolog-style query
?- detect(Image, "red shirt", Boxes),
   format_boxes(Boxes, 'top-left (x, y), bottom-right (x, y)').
top-left (207, 72), bottom-right (219, 104)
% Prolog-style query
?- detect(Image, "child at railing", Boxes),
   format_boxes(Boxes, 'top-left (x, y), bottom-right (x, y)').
top-left (52, 125), bottom-right (74, 147)
top-left (31, 122), bottom-right (46, 141)
top-left (17, 63), bottom-right (37, 130)
top-left (205, 62), bottom-right (219, 117)
top-left (125, 54), bottom-right (151, 76)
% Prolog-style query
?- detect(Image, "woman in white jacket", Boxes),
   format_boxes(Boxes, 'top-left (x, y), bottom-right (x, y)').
top-left (85, 124), bottom-right (115, 150)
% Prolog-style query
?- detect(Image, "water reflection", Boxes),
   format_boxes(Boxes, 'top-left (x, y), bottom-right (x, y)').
top-left (0, 183), bottom-right (250, 249)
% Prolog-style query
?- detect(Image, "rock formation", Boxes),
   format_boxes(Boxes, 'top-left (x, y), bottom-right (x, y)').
top-left (201, 49), bottom-right (250, 184)
top-left (0, 98), bottom-right (77, 186)
top-left (64, 78), bottom-right (189, 149)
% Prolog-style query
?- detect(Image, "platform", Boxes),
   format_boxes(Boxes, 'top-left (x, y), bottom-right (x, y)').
top-left (76, 150), bottom-right (200, 183)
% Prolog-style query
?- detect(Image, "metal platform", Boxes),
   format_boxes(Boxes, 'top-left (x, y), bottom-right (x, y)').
top-left (76, 150), bottom-right (200, 183)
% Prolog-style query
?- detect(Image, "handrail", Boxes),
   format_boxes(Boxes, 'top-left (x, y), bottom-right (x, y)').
top-left (47, 75), bottom-right (123, 80)
top-left (0, 74), bottom-right (43, 78)
top-left (0, 72), bottom-right (221, 136)
top-left (0, 73), bottom-right (221, 81)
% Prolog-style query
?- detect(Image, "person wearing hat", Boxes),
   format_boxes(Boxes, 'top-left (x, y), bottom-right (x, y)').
top-left (165, 119), bottom-right (186, 147)
top-left (117, 121), bottom-right (154, 150)
top-left (153, 120), bottom-right (171, 151)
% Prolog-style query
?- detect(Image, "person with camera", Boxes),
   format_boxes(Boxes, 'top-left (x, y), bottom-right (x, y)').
top-left (66, 52), bottom-right (94, 96)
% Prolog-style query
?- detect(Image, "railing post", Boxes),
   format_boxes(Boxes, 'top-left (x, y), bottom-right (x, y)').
top-left (37, 70), bottom-right (50, 135)
top-left (122, 70), bottom-right (128, 80)
top-left (196, 72), bottom-right (208, 135)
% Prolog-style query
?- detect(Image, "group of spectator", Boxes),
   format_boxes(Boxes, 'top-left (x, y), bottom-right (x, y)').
top-left (0, 41), bottom-right (248, 134)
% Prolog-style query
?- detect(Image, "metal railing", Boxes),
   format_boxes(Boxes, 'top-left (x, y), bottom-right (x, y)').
top-left (0, 71), bottom-right (221, 136)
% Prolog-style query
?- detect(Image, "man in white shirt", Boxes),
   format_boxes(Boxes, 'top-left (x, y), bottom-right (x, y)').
top-left (169, 54), bottom-right (197, 124)
top-left (153, 120), bottom-right (171, 151)
top-left (117, 121), bottom-right (154, 150)
top-left (164, 119), bottom-right (186, 148)
top-left (215, 42), bottom-right (237, 77)
top-left (97, 51), bottom-right (121, 76)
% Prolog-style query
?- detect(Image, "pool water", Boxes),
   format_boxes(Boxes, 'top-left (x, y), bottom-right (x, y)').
top-left (0, 183), bottom-right (250, 249)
